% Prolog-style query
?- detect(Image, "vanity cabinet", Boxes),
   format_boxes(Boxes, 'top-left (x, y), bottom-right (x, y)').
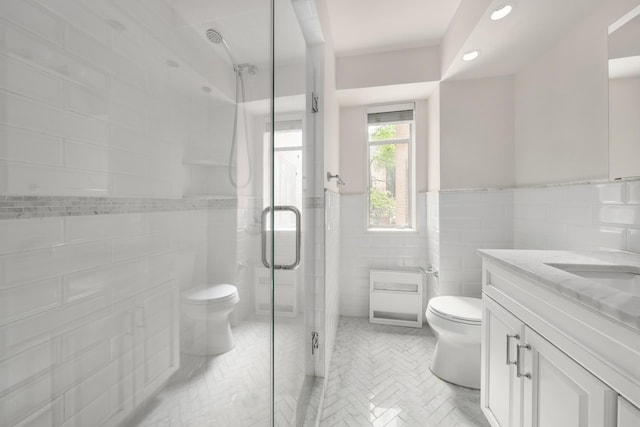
top-left (618, 397), bottom-right (640, 427)
top-left (480, 254), bottom-right (640, 427)
top-left (482, 297), bottom-right (616, 427)
top-left (521, 324), bottom-right (615, 427)
top-left (482, 297), bottom-right (523, 427)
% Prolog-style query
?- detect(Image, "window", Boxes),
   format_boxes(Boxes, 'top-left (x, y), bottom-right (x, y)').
top-left (367, 104), bottom-right (415, 230)
top-left (263, 119), bottom-right (303, 229)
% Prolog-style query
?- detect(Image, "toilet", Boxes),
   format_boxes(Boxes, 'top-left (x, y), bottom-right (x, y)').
top-left (426, 296), bottom-right (482, 389)
top-left (181, 284), bottom-right (240, 356)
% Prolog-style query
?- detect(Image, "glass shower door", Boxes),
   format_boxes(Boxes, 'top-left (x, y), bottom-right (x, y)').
top-left (0, 0), bottom-right (316, 425)
top-left (269, 0), bottom-right (318, 424)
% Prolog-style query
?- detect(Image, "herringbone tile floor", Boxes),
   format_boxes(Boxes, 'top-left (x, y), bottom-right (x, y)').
top-left (320, 317), bottom-right (490, 427)
top-left (130, 316), bottom-right (307, 427)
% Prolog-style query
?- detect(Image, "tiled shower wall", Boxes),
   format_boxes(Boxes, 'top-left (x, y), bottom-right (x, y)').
top-left (0, 0), bottom-right (235, 199)
top-left (513, 180), bottom-right (640, 253)
top-left (0, 209), bottom-right (209, 426)
top-left (0, 1), bottom-right (236, 425)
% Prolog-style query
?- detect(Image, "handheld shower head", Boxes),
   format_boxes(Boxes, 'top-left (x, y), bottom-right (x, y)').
top-left (206, 28), bottom-right (224, 44)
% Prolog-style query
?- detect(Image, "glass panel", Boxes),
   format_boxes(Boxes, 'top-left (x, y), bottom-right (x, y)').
top-left (0, 0), bottom-right (285, 426)
top-left (272, 0), bottom-right (316, 424)
top-left (368, 123), bottom-right (412, 228)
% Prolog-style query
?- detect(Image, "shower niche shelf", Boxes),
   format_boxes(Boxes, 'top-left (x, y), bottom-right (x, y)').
top-left (182, 159), bottom-right (226, 167)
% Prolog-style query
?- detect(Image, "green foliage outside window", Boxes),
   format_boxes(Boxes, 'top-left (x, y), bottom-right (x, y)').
top-left (369, 187), bottom-right (395, 224)
top-left (369, 125), bottom-right (398, 225)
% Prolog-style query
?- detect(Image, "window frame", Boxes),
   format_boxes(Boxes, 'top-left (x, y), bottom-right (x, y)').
top-left (365, 103), bottom-right (417, 232)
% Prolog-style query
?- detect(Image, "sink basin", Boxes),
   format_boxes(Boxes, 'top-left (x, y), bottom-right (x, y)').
top-left (545, 263), bottom-right (640, 295)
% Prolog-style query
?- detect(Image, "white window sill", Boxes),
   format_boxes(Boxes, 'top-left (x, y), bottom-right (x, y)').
top-left (366, 227), bottom-right (418, 234)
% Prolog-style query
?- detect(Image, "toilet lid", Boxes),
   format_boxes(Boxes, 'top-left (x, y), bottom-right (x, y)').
top-left (428, 296), bottom-right (482, 324)
top-left (183, 284), bottom-right (238, 304)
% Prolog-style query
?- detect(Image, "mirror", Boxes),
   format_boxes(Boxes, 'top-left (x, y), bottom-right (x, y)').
top-left (608, 6), bottom-right (640, 180)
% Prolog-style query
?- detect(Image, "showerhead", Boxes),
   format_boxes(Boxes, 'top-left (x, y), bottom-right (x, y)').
top-left (206, 28), bottom-right (224, 44)
top-left (205, 28), bottom-right (256, 76)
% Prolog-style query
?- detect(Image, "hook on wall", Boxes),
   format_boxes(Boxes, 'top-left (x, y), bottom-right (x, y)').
top-left (327, 172), bottom-right (346, 186)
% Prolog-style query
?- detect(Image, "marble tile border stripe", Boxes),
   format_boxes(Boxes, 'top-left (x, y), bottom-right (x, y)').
top-left (0, 195), bottom-right (238, 220)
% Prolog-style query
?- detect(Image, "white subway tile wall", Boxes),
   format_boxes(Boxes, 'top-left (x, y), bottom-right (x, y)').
top-left (339, 194), bottom-right (429, 318)
top-left (308, 202), bottom-right (327, 377)
top-left (513, 181), bottom-right (640, 252)
top-left (0, 0), bottom-right (236, 199)
top-left (426, 192), bottom-right (440, 299)
top-left (324, 191), bottom-right (340, 375)
top-left (340, 181), bottom-right (640, 317)
top-left (0, 210), bottom-right (208, 426)
top-left (437, 191), bottom-right (513, 297)
top-left (0, 1), bottom-right (237, 425)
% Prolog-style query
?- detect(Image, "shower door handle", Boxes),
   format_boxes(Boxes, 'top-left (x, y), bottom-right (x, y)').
top-left (261, 206), bottom-right (301, 270)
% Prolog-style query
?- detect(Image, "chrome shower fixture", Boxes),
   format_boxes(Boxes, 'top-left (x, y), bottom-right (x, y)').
top-left (205, 28), bottom-right (257, 76)
top-left (234, 63), bottom-right (258, 75)
top-left (327, 172), bottom-right (346, 186)
top-left (206, 28), bottom-right (224, 44)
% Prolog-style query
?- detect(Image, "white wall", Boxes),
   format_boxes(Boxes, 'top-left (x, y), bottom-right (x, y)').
top-left (514, 0), bottom-right (640, 185)
top-left (338, 106), bottom-right (367, 194)
top-left (336, 46), bottom-right (440, 90)
top-left (609, 77), bottom-right (640, 179)
top-left (338, 100), bottom-right (429, 194)
top-left (440, 76), bottom-right (515, 190)
top-left (314, 0), bottom-right (340, 195)
top-left (427, 87), bottom-right (441, 192)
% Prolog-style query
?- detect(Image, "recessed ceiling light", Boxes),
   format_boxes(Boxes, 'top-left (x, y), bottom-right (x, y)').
top-left (462, 50), bottom-right (479, 61)
top-left (491, 4), bottom-right (513, 21)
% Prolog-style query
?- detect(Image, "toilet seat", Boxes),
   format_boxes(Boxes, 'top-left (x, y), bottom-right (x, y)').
top-left (428, 296), bottom-right (482, 325)
top-left (183, 284), bottom-right (238, 305)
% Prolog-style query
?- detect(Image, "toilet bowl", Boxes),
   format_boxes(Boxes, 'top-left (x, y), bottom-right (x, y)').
top-left (426, 296), bottom-right (482, 389)
top-left (181, 284), bottom-right (240, 356)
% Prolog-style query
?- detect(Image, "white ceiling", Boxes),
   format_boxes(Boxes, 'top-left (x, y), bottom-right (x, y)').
top-left (442, 0), bottom-right (605, 81)
top-left (326, 0), bottom-right (462, 56)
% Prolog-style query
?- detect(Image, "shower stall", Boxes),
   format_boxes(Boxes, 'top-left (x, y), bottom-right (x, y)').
top-left (0, 0), bottom-right (324, 425)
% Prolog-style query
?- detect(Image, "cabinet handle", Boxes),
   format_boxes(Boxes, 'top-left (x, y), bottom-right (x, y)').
top-left (506, 334), bottom-right (519, 365)
top-left (516, 344), bottom-right (531, 379)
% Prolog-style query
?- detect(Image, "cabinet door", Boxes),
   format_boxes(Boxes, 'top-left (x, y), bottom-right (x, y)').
top-left (133, 281), bottom-right (180, 405)
top-left (618, 397), bottom-right (640, 427)
top-left (482, 296), bottom-right (525, 427)
top-left (522, 327), bottom-right (616, 427)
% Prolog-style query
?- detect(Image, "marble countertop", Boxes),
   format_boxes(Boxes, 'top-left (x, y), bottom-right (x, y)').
top-left (478, 249), bottom-right (640, 330)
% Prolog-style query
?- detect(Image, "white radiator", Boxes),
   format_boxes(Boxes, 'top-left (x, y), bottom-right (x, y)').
top-left (369, 269), bottom-right (423, 328)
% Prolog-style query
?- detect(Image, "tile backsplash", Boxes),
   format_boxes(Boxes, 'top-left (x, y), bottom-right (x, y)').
top-left (437, 190), bottom-right (513, 298)
top-left (513, 180), bottom-right (640, 252)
